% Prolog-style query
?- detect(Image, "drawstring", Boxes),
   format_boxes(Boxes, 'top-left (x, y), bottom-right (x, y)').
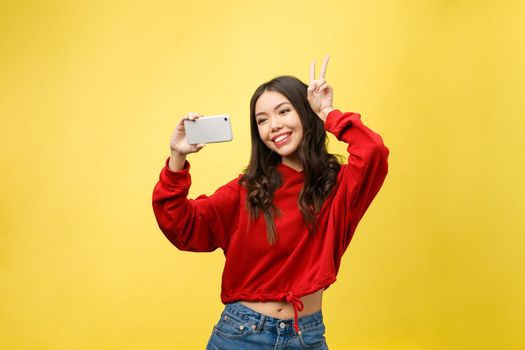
top-left (283, 291), bottom-right (304, 333)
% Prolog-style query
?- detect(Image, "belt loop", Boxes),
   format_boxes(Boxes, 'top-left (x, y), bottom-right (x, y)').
top-left (256, 313), bottom-right (266, 331)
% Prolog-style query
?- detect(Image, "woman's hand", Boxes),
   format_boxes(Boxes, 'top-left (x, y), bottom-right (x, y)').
top-left (168, 112), bottom-right (205, 172)
top-left (307, 55), bottom-right (335, 122)
top-left (170, 112), bottom-right (206, 155)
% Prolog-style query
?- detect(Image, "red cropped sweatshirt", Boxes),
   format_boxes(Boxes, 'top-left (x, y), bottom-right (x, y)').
top-left (152, 109), bottom-right (389, 332)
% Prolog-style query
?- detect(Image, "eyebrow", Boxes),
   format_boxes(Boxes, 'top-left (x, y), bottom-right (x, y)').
top-left (255, 102), bottom-right (290, 117)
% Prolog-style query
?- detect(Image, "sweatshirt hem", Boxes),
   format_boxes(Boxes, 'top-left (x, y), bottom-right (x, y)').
top-left (220, 275), bottom-right (337, 304)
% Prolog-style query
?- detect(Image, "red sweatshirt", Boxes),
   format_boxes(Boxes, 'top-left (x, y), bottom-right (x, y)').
top-left (152, 109), bottom-right (389, 332)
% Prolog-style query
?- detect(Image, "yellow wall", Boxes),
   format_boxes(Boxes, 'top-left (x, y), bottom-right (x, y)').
top-left (1, 0), bottom-right (524, 349)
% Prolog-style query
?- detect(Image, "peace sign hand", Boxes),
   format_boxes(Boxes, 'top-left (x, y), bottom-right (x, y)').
top-left (307, 55), bottom-right (334, 122)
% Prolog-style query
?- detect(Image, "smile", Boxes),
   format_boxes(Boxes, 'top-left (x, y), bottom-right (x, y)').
top-left (272, 132), bottom-right (292, 145)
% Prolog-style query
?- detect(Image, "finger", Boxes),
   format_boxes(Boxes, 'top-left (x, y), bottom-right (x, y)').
top-left (178, 116), bottom-right (189, 127)
top-left (195, 143), bottom-right (205, 152)
top-left (188, 112), bottom-right (201, 121)
top-left (316, 82), bottom-right (329, 93)
top-left (310, 61), bottom-right (315, 83)
top-left (320, 55), bottom-right (330, 79)
top-left (308, 81), bottom-right (317, 92)
top-left (312, 79), bottom-right (325, 93)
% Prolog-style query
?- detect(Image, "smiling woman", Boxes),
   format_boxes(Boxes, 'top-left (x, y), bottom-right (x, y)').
top-left (152, 56), bottom-right (389, 349)
top-left (242, 73), bottom-right (341, 245)
top-left (255, 92), bottom-right (304, 171)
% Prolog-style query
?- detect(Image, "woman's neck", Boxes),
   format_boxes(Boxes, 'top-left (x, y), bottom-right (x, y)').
top-left (282, 156), bottom-right (303, 172)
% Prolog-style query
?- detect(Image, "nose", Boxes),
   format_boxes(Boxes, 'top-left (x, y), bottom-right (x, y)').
top-left (270, 116), bottom-right (283, 132)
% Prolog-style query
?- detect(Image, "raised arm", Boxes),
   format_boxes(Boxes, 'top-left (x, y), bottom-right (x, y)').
top-left (152, 112), bottom-right (240, 252)
top-left (307, 55), bottom-right (389, 253)
top-left (325, 109), bottom-right (389, 255)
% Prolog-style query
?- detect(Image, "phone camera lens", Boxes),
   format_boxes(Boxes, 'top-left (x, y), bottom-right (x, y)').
top-left (224, 117), bottom-right (227, 121)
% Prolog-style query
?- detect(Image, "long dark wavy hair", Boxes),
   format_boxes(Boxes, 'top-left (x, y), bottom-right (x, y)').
top-left (239, 75), bottom-right (341, 245)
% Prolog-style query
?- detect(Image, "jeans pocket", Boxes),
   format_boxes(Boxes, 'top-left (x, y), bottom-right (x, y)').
top-left (298, 323), bottom-right (327, 349)
top-left (213, 313), bottom-right (256, 340)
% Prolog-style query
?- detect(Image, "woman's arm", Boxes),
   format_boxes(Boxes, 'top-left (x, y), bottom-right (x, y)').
top-left (152, 112), bottom-right (240, 252)
top-left (152, 159), bottom-right (241, 252)
top-left (325, 109), bottom-right (389, 255)
top-left (307, 56), bottom-right (389, 253)
top-left (168, 111), bottom-right (205, 171)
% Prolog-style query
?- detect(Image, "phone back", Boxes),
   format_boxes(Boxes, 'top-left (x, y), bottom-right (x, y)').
top-left (184, 115), bottom-right (233, 145)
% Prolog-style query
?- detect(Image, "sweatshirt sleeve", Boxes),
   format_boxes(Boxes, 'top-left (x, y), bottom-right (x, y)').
top-left (152, 158), bottom-right (241, 252)
top-left (324, 109), bottom-right (389, 255)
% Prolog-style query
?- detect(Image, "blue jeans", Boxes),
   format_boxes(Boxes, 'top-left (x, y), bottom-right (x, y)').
top-left (206, 301), bottom-right (329, 349)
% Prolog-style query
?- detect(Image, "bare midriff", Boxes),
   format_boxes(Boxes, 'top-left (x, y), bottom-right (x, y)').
top-left (239, 289), bottom-right (324, 319)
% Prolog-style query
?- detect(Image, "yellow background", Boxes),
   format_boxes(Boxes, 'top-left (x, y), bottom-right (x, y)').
top-left (1, 0), bottom-right (524, 349)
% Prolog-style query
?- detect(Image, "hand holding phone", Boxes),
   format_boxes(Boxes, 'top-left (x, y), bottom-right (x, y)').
top-left (170, 112), bottom-right (204, 156)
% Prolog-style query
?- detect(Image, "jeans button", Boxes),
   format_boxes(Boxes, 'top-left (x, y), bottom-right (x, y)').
top-left (279, 322), bottom-right (286, 329)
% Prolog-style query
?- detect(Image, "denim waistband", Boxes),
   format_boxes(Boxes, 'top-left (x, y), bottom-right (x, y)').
top-left (222, 301), bottom-right (324, 335)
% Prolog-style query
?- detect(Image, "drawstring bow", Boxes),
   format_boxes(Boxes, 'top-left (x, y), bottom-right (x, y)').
top-left (283, 291), bottom-right (304, 333)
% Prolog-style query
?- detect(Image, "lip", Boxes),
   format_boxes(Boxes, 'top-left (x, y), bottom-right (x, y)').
top-left (272, 132), bottom-right (292, 147)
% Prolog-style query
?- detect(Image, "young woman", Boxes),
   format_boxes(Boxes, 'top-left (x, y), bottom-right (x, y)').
top-left (152, 56), bottom-right (389, 349)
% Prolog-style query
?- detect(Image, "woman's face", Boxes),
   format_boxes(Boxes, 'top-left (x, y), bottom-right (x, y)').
top-left (254, 90), bottom-right (304, 169)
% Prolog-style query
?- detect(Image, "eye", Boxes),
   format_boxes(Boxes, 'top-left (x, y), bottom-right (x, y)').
top-left (256, 118), bottom-right (267, 125)
top-left (279, 109), bottom-right (290, 115)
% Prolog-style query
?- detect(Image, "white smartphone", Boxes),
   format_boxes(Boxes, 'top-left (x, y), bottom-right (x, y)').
top-left (184, 114), bottom-right (233, 145)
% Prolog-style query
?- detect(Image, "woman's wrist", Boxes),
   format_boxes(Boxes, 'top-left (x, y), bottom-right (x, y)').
top-left (318, 106), bottom-right (335, 122)
top-left (168, 150), bottom-right (187, 172)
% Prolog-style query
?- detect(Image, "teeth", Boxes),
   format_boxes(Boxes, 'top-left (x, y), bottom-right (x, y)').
top-left (274, 134), bottom-right (289, 142)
